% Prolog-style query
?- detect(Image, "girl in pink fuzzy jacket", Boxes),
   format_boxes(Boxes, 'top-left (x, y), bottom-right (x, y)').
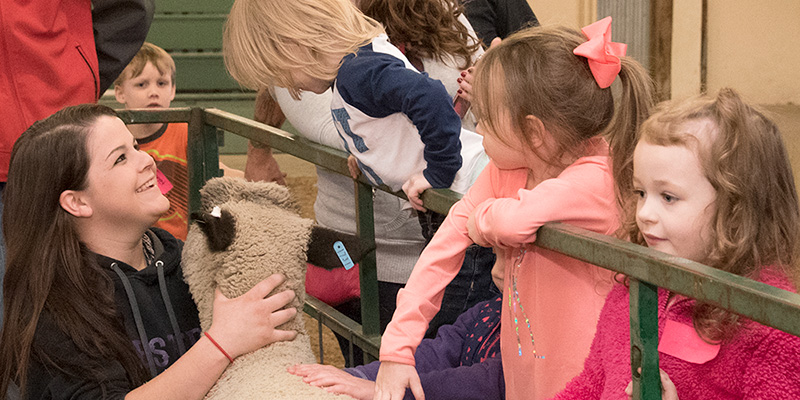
top-left (555, 88), bottom-right (800, 400)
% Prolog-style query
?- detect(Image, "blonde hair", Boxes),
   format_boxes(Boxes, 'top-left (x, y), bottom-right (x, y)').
top-left (113, 42), bottom-right (176, 87)
top-left (223, 0), bottom-right (384, 99)
top-left (471, 26), bottom-right (654, 179)
top-left (620, 88), bottom-right (800, 342)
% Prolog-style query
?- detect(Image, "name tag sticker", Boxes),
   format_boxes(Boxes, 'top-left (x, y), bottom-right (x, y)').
top-left (333, 241), bottom-right (354, 270)
top-left (156, 170), bottom-right (173, 195)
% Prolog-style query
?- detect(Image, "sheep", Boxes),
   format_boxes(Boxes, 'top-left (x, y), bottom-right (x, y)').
top-left (182, 177), bottom-right (356, 399)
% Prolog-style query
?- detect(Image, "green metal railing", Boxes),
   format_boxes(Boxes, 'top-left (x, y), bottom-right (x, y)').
top-left (118, 107), bottom-right (800, 400)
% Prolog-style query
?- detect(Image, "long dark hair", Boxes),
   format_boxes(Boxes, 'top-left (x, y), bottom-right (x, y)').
top-left (0, 104), bottom-right (148, 398)
top-left (358, 0), bottom-right (481, 70)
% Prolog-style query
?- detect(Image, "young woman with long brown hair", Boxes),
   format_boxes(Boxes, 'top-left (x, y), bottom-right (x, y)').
top-left (0, 104), bottom-right (297, 399)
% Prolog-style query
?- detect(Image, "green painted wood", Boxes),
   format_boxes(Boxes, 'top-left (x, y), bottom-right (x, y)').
top-left (304, 296), bottom-right (381, 357)
top-left (534, 223), bottom-right (800, 337)
top-left (629, 280), bottom-right (661, 400)
top-left (124, 107), bottom-right (800, 389)
top-left (420, 187), bottom-right (462, 215)
top-left (115, 108), bottom-right (192, 124)
top-left (171, 53), bottom-right (242, 92)
top-left (155, 0), bottom-right (234, 14)
top-left (202, 108), bottom-right (800, 335)
top-left (146, 0), bottom-right (238, 95)
top-left (356, 181), bottom-right (380, 340)
top-left (146, 14), bottom-right (227, 51)
top-left (187, 107), bottom-right (222, 216)
top-left (168, 97), bottom-right (256, 155)
top-left (203, 109), bottom-right (351, 173)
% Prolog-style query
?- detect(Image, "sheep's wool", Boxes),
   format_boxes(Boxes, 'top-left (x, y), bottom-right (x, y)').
top-left (182, 177), bottom-right (345, 399)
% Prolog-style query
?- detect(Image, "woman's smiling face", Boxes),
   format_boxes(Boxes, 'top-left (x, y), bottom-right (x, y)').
top-left (78, 116), bottom-right (170, 227)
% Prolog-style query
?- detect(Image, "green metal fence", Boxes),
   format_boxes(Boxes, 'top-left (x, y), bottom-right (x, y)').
top-left (118, 107), bottom-right (800, 400)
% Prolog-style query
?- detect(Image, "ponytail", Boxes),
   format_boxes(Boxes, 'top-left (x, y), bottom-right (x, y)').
top-left (606, 57), bottom-right (655, 225)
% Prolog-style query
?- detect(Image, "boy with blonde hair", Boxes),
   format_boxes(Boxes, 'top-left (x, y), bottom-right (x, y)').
top-left (223, 0), bottom-right (487, 213)
top-left (115, 42), bottom-right (242, 240)
top-left (223, 0), bottom-right (496, 359)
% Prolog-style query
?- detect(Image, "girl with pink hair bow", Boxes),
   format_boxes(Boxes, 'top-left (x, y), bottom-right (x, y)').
top-left (376, 17), bottom-right (655, 400)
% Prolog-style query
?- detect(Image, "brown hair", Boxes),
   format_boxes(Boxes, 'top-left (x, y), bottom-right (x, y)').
top-left (471, 25), bottom-right (654, 179)
top-left (357, 0), bottom-right (481, 70)
top-left (0, 105), bottom-right (149, 398)
top-left (620, 88), bottom-right (800, 342)
top-left (223, 0), bottom-right (383, 99)
top-left (113, 42), bottom-right (176, 87)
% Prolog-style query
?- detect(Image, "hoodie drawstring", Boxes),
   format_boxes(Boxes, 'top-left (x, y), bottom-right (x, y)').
top-left (111, 262), bottom-right (158, 377)
top-left (156, 260), bottom-right (187, 355)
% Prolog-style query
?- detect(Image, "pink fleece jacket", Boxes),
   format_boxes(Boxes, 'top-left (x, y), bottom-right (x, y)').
top-left (555, 267), bottom-right (800, 400)
top-left (380, 138), bottom-right (618, 400)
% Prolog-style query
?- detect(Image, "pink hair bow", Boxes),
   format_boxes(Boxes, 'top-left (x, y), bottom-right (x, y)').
top-left (573, 16), bottom-right (627, 88)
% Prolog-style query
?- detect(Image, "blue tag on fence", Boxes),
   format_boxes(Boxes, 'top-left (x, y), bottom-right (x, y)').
top-left (333, 241), bottom-right (354, 270)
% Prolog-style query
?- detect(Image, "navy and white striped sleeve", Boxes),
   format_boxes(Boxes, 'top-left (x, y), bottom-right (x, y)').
top-left (336, 51), bottom-right (463, 189)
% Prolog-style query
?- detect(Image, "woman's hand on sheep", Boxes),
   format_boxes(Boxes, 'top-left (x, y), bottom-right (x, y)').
top-left (374, 361), bottom-right (424, 400)
top-left (206, 273), bottom-right (298, 359)
top-left (289, 363), bottom-right (374, 400)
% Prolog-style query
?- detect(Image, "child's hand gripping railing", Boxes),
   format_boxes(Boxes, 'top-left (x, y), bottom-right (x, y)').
top-left (119, 107), bottom-right (800, 399)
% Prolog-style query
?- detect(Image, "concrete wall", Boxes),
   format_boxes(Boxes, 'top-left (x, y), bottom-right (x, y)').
top-left (530, 0), bottom-right (800, 105)
top-left (527, 0), bottom-right (800, 193)
top-left (528, 0), bottom-right (595, 27)
top-left (704, 0), bottom-right (800, 104)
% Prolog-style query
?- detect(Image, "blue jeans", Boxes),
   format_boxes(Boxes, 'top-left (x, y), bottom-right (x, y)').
top-left (417, 211), bottom-right (500, 338)
top-left (425, 244), bottom-right (499, 338)
top-left (333, 281), bottom-right (404, 367)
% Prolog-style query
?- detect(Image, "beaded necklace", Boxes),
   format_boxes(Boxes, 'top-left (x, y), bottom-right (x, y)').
top-left (508, 248), bottom-right (545, 359)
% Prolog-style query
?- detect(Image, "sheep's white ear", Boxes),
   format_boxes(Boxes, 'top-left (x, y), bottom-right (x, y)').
top-left (307, 226), bottom-right (365, 270)
top-left (192, 207), bottom-right (236, 252)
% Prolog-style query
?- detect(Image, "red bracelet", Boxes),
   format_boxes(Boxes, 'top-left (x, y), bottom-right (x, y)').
top-left (204, 331), bottom-right (234, 364)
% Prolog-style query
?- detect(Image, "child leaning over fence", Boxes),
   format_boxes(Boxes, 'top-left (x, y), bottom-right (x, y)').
top-left (376, 18), bottom-right (655, 400)
top-left (553, 88), bottom-right (800, 400)
top-left (222, 0), bottom-right (487, 214)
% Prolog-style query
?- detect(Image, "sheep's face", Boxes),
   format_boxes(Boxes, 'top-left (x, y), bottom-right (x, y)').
top-left (182, 177), bottom-right (362, 332)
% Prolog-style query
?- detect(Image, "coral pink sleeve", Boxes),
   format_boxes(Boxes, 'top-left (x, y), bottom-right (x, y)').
top-left (470, 156), bottom-right (617, 249)
top-left (379, 164), bottom-right (503, 365)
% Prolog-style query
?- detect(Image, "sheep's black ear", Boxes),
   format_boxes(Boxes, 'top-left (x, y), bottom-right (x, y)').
top-left (307, 226), bottom-right (365, 270)
top-left (191, 209), bottom-right (236, 252)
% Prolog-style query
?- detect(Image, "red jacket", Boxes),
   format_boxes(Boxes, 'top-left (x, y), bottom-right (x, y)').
top-left (0, 0), bottom-right (100, 181)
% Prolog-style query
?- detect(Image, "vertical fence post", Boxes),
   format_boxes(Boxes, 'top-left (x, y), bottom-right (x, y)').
top-left (629, 279), bottom-right (661, 400)
top-left (355, 181), bottom-right (380, 362)
top-left (187, 108), bottom-right (222, 215)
